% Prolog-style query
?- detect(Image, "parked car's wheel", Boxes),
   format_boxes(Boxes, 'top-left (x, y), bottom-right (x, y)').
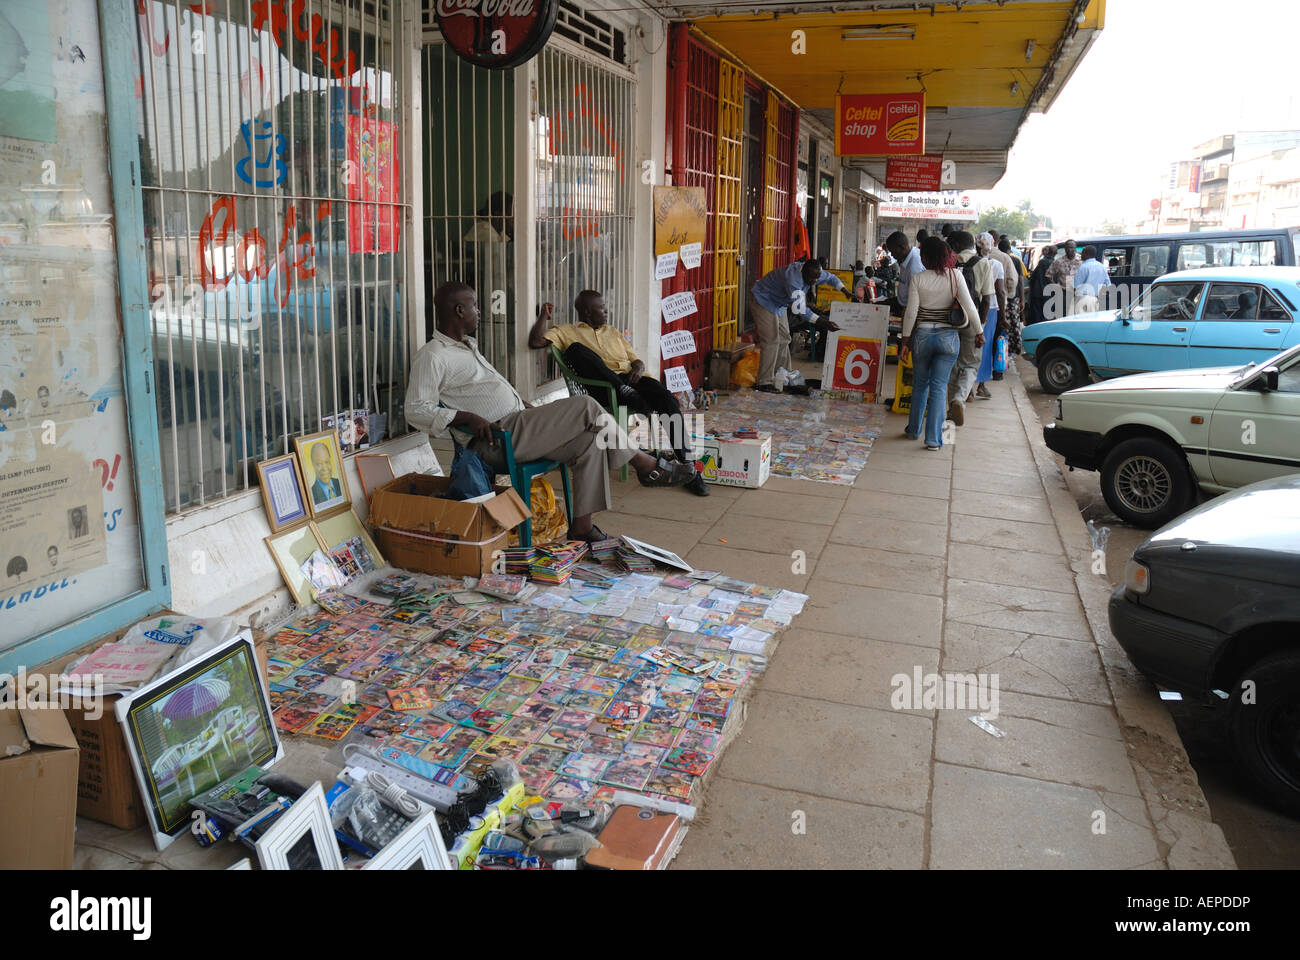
top-left (1037, 345), bottom-right (1088, 394)
top-left (1229, 651), bottom-right (1300, 818)
top-left (1099, 436), bottom-right (1196, 528)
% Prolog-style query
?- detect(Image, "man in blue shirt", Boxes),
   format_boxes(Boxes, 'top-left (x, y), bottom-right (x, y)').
top-left (1072, 246), bottom-right (1112, 314)
top-left (748, 259), bottom-right (857, 392)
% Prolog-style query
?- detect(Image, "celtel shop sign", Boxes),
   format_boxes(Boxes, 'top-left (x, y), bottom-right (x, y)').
top-left (436, 0), bottom-right (560, 70)
top-left (834, 93), bottom-right (926, 157)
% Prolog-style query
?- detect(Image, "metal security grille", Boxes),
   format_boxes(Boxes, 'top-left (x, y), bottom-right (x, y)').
top-left (553, 0), bottom-right (627, 65)
top-left (534, 43), bottom-right (636, 383)
top-left (136, 0), bottom-right (412, 513)
top-left (712, 57), bottom-right (743, 351)
top-left (420, 42), bottom-right (517, 381)
top-left (763, 97), bottom-right (795, 274)
top-left (664, 27), bottom-right (718, 387)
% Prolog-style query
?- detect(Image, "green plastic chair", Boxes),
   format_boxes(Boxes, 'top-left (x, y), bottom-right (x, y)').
top-left (549, 344), bottom-right (629, 482)
top-left (493, 427), bottom-right (574, 549)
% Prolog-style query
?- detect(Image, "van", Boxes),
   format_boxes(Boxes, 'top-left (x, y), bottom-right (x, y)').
top-left (1057, 227), bottom-right (1299, 295)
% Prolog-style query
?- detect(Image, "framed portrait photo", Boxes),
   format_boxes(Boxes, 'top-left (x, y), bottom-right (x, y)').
top-left (295, 429), bottom-right (350, 518)
top-left (256, 455), bottom-right (310, 532)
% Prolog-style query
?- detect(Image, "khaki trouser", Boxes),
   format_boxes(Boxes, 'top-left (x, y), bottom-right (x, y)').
top-left (471, 395), bottom-right (637, 519)
top-left (948, 319), bottom-right (982, 406)
top-left (749, 290), bottom-right (790, 388)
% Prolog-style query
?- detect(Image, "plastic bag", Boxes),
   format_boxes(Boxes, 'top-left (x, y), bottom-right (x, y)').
top-left (993, 335), bottom-right (1009, 373)
top-left (445, 443), bottom-right (494, 500)
top-left (730, 347), bottom-right (759, 388)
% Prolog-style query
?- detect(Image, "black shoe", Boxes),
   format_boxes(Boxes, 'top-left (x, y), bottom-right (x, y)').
top-left (638, 457), bottom-right (694, 487)
top-left (755, 384), bottom-right (779, 393)
top-left (684, 473), bottom-right (710, 497)
top-left (567, 524), bottom-right (609, 543)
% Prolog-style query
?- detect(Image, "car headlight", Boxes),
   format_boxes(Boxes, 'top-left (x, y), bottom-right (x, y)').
top-left (1124, 559), bottom-right (1150, 595)
top-left (1053, 399), bottom-right (1063, 421)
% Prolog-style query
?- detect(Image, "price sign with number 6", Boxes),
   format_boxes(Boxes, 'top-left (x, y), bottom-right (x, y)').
top-left (843, 348), bottom-right (873, 386)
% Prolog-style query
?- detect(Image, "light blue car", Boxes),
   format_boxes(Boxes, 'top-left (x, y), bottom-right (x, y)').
top-left (1023, 266), bottom-right (1300, 394)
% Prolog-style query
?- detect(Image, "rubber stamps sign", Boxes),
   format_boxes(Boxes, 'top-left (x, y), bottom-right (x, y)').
top-left (436, 0), bottom-right (559, 69)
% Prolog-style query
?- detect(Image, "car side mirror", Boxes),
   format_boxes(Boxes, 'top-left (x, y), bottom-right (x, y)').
top-left (1264, 367), bottom-right (1280, 392)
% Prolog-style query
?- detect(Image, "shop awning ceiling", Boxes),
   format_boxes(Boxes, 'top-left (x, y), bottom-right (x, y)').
top-left (661, 0), bottom-right (1106, 189)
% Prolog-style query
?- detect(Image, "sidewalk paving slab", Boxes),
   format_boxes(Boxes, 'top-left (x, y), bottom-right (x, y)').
top-left (941, 620), bottom-right (1111, 705)
top-left (929, 763), bottom-right (1162, 870)
top-left (673, 777), bottom-right (926, 870)
top-left (716, 690), bottom-right (933, 814)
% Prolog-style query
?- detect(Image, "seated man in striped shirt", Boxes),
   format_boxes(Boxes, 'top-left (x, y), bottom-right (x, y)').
top-left (406, 283), bottom-right (698, 543)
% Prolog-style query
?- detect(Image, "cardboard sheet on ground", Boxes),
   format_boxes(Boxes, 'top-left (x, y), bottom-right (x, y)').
top-left (820, 302), bottom-right (890, 401)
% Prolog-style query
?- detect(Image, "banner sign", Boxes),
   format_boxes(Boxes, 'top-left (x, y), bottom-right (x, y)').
top-left (653, 186), bottom-right (707, 258)
top-left (820, 303), bottom-right (890, 401)
top-left (834, 93), bottom-right (925, 157)
top-left (886, 154), bottom-right (944, 191)
top-left (877, 191), bottom-right (977, 222)
top-left (660, 330), bottom-right (696, 360)
top-left (436, 0), bottom-right (559, 70)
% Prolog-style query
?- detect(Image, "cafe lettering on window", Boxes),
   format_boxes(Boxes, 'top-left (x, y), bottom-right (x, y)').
top-left (436, 0), bottom-right (559, 69)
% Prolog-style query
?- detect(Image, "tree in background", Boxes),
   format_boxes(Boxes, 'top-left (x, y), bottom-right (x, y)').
top-left (976, 199), bottom-right (1052, 241)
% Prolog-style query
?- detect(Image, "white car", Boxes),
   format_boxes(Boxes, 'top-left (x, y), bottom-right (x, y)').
top-left (1043, 344), bottom-right (1300, 527)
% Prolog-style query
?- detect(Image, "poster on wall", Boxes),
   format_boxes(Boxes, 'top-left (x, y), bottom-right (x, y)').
top-left (653, 186), bottom-right (707, 258)
top-left (346, 115), bottom-right (401, 254)
top-left (0, 0), bottom-right (147, 654)
top-left (820, 302), bottom-right (890, 401)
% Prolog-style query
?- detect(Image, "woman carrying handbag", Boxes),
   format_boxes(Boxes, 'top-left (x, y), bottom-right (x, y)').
top-left (899, 237), bottom-right (981, 451)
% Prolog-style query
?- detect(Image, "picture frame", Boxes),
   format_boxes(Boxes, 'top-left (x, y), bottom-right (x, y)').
top-left (354, 452), bottom-right (395, 499)
top-left (254, 782), bottom-right (344, 870)
top-left (312, 508), bottom-right (385, 580)
top-left (295, 429), bottom-right (350, 518)
top-left (114, 632), bottom-right (283, 852)
top-left (361, 810), bottom-right (453, 870)
top-left (255, 455), bottom-right (311, 532)
top-left (266, 524), bottom-right (330, 605)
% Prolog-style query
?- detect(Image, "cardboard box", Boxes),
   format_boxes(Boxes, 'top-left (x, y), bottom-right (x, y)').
top-left (694, 432), bottom-right (771, 488)
top-left (368, 473), bottom-right (531, 578)
top-left (0, 704), bottom-right (80, 869)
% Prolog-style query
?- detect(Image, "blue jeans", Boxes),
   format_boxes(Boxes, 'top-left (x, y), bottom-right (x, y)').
top-left (906, 326), bottom-right (961, 447)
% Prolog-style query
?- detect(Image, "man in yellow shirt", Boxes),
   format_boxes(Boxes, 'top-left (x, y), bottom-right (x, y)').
top-left (530, 290), bottom-right (707, 496)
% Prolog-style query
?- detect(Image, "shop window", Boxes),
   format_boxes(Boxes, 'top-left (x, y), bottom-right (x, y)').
top-left (534, 44), bottom-right (636, 386)
top-left (136, 0), bottom-right (412, 513)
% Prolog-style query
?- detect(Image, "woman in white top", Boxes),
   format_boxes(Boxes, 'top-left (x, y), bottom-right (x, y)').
top-left (901, 237), bottom-right (981, 450)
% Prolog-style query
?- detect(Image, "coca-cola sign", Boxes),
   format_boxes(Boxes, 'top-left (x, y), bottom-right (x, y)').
top-left (436, 0), bottom-right (558, 70)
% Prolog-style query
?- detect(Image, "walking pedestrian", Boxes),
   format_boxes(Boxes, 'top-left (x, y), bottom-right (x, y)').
top-left (998, 236), bottom-right (1027, 355)
top-left (1072, 245), bottom-right (1112, 314)
top-left (901, 237), bottom-right (980, 450)
top-left (946, 231), bottom-right (994, 421)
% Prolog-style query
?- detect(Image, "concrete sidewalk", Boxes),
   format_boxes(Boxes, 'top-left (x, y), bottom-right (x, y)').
top-left (597, 363), bottom-right (1236, 870)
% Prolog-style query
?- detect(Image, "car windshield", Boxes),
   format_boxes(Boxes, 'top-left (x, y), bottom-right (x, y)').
top-left (1125, 281), bottom-right (1205, 323)
top-left (1229, 343), bottom-right (1300, 388)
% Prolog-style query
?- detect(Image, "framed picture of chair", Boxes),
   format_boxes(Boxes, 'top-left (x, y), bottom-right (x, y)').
top-left (115, 632), bottom-right (282, 851)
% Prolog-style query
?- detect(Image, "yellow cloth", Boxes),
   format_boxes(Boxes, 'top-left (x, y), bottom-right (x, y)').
top-left (544, 323), bottom-right (640, 374)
